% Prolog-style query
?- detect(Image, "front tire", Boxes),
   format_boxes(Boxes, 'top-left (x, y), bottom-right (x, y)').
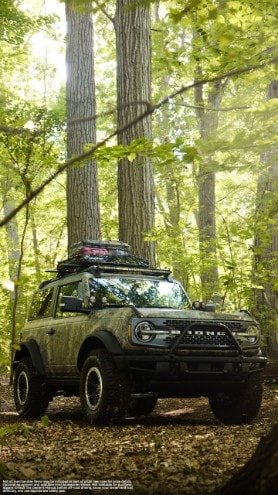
top-left (14, 356), bottom-right (49, 418)
top-left (80, 349), bottom-right (131, 425)
top-left (209, 374), bottom-right (263, 424)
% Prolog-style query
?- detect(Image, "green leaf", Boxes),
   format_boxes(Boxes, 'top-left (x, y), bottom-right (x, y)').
top-left (0, 462), bottom-right (8, 476)
top-left (0, 424), bottom-right (18, 438)
top-left (127, 153), bottom-right (136, 162)
top-left (40, 415), bottom-right (52, 428)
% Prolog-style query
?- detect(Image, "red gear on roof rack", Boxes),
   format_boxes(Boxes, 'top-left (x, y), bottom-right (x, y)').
top-left (57, 240), bottom-right (150, 275)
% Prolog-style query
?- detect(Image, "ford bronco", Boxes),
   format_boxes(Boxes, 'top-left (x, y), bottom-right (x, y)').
top-left (13, 241), bottom-right (267, 425)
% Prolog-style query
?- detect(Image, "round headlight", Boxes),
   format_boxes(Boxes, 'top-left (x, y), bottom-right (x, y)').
top-left (246, 325), bottom-right (259, 344)
top-left (134, 321), bottom-right (155, 343)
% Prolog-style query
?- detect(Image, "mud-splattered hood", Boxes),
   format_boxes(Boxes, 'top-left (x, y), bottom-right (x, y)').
top-left (134, 307), bottom-right (257, 323)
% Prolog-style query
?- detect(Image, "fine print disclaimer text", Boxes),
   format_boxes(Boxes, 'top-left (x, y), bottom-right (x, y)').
top-left (2, 480), bottom-right (134, 493)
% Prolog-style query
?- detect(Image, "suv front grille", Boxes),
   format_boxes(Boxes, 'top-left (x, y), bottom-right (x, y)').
top-left (164, 319), bottom-right (242, 332)
top-left (163, 320), bottom-right (239, 349)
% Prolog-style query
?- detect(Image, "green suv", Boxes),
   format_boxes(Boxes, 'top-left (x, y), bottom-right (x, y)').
top-left (13, 241), bottom-right (267, 425)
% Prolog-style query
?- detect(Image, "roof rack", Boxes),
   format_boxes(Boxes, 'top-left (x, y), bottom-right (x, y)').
top-left (90, 264), bottom-right (171, 277)
top-left (56, 244), bottom-right (152, 272)
top-left (56, 260), bottom-right (171, 278)
top-left (42, 240), bottom-right (171, 283)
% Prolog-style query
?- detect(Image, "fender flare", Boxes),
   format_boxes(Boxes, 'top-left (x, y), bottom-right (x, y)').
top-left (77, 330), bottom-right (124, 371)
top-left (13, 339), bottom-right (45, 375)
top-left (93, 330), bottom-right (124, 354)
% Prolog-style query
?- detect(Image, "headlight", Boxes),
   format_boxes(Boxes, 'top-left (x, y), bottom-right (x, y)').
top-left (233, 325), bottom-right (260, 345)
top-left (134, 321), bottom-right (155, 343)
top-left (246, 325), bottom-right (260, 344)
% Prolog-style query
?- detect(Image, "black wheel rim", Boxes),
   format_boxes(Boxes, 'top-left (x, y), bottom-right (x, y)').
top-left (85, 366), bottom-right (103, 411)
top-left (17, 370), bottom-right (29, 406)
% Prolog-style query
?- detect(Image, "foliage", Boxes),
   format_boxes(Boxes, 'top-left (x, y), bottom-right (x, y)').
top-left (0, 0), bottom-right (277, 364)
top-left (0, 424), bottom-right (19, 441)
top-left (0, 0), bottom-right (67, 368)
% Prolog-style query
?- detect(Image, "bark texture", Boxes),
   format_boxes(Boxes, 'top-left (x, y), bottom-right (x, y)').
top-left (66, 1), bottom-right (101, 248)
top-left (115, 0), bottom-right (155, 265)
top-left (217, 424), bottom-right (278, 495)
top-left (195, 77), bottom-right (226, 298)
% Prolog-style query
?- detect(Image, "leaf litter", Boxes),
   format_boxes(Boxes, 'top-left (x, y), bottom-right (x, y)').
top-left (0, 376), bottom-right (277, 495)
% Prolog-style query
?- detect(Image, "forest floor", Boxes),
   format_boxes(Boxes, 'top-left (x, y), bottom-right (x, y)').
top-left (0, 374), bottom-right (277, 495)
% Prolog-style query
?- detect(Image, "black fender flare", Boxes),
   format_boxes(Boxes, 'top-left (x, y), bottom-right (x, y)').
top-left (77, 330), bottom-right (124, 371)
top-left (93, 330), bottom-right (124, 354)
top-left (13, 339), bottom-right (45, 375)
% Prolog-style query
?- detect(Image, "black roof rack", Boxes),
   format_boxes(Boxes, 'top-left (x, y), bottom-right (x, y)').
top-left (57, 251), bottom-right (150, 273)
top-left (41, 242), bottom-right (172, 285)
top-left (56, 260), bottom-right (171, 278)
top-left (88, 264), bottom-right (170, 277)
top-left (39, 261), bottom-right (171, 289)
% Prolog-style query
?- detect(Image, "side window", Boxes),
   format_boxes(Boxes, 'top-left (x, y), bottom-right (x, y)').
top-left (28, 288), bottom-right (54, 320)
top-left (56, 281), bottom-right (84, 318)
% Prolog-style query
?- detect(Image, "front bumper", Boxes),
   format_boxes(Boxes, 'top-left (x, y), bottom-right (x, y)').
top-left (114, 352), bottom-right (267, 397)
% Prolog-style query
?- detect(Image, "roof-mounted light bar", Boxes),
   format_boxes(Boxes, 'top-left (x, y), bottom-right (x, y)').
top-left (91, 264), bottom-right (171, 277)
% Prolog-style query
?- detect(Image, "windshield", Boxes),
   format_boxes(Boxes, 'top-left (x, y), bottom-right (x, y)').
top-left (89, 277), bottom-right (191, 309)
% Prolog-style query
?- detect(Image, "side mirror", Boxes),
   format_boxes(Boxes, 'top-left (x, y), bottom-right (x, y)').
top-left (192, 301), bottom-right (216, 312)
top-left (60, 296), bottom-right (89, 313)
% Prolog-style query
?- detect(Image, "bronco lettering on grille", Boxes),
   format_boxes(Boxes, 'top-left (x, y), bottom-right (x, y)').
top-left (186, 330), bottom-right (226, 336)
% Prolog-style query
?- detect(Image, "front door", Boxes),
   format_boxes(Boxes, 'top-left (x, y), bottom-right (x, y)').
top-left (43, 280), bottom-right (89, 376)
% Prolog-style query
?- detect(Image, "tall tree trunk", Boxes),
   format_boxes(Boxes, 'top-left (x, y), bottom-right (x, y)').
top-left (217, 424), bottom-right (278, 495)
top-left (253, 81), bottom-right (278, 357)
top-left (115, 0), bottom-right (155, 265)
top-left (2, 178), bottom-right (20, 286)
top-left (65, 1), bottom-right (101, 249)
top-left (195, 76), bottom-right (225, 299)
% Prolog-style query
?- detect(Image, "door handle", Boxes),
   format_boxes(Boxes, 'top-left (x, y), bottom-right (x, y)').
top-left (46, 328), bottom-right (55, 335)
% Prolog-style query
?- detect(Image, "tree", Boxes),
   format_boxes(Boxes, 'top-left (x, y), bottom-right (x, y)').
top-left (0, 1), bottom-right (66, 371)
top-left (115, 0), bottom-right (155, 264)
top-left (0, 0), bottom-right (278, 358)
top-left (218, 424), bottom-right (278, 495)
top-left (65, 0), bottom-right (101, 248)
top-left (253, 80), bottom-right (278, 357)
top-left (194, 77), bottom-right (224, 299)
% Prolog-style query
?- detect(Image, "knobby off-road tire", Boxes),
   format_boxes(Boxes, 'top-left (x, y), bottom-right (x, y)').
top-left (209, 373), bottom-right (263, 424)
top-left (128, 396), bottom-right (158, 416)
top-left (14, 356), bottom-right (49, 418)
top-left (80, 349), bottom-right (131, 426)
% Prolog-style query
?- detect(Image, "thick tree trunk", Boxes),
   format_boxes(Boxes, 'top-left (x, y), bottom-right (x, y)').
top-left (115, 0), bottom-right (155, 265)
top-left (217, 424), bottom-right (278, 495)
top-left (65, 1), bottom-right (101, 249)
